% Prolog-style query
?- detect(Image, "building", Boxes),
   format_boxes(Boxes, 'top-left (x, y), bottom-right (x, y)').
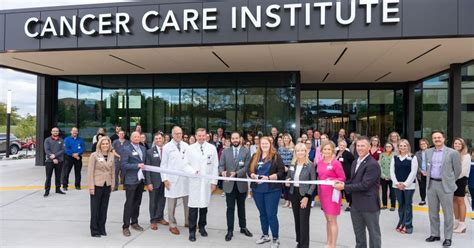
top-left (0, 0), bottom-right (472, 165)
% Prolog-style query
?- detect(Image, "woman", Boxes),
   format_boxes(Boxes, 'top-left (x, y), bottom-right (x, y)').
top-left (279, 133), bottom-right (295, 208)
top-left (164, 134), bottom-right (171, 144)
top-left (452, 138), bottom-right (471, 233)
top-left (277, 137), bottom-right (284, 150)
top-left (415, 139), bottom-right (430, 206)
top-left (88, 137), bottom-right (115, 237)
top-left (244, 141), bottom-right (251, 149)
top-left (388, 131), bottom-right (401, 153)
top-left (92, 127), bottom-right (106, 144)
top-left (247, 133), bottom-right (254, 145)
top-left (140, 134), bottom-right (149, 150)
top-left (305, 140), bottom-right (315, 162)
top-left (349, 133), bottom-right (360, 160)
top-left (189, 135), bottom-right (196, 145)
top-left (285, 143), bottom-right (317, 248)
top-left (335, 140), bottom-right (354, 211)
top-left (369, 136), bottom-right (384, 161)
top-left (301, 133), bottom-right (308, 143)
top-left (390, 139), bottom-right (417, 234)
top-left (318, 142), bottom-right (346, 248)
top-left (248, 137), bottom-right (285, 248)
top-left (379, 142), bottom-right (396, 211)
top-left (91, 133), bottom-right (106, 153)
top-left (310, 134), bottom-right (330, 208)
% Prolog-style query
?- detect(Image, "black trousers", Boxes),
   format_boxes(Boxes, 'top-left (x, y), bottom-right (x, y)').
top-left (342, 190), bottom-right (352, 206)
top-left (45, 161), bottom-right (62, 192)
top-left (189, 207), bottom-right (208, 233)
top-left (90, 184), bottom-right (111, 236)
top-left (290, 188), bottom-right (311, 248)
top-left (114, 162), bottom-right (125, 189)
top-left (380, 179), bottom-right (396, 207)
top-left (122, 182), bottom-right (144, 229)
top-left (418, 175), bottom-right (427, 202)
top-left (62, 155), bottom-right (82, 188)
top-left (149, 183), bottom-right (166, 223)
top-left (226, 184), bottom-right (247, 232)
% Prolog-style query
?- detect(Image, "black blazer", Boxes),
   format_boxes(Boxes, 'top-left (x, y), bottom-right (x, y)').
top-left (344, 154), bottom-right (381, 212)
top-left (336, 150), bottom-right (355, 180)
top-left (144, 146), bottom-right (163, 189)
top-left (249, 153), bottom-right (285, 190)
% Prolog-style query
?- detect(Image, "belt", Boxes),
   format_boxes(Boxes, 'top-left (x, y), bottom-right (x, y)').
top-left (430, 178), bottom-right (442, 182)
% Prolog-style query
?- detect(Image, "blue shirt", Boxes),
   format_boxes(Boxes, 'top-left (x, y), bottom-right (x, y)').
top-left (430, 146), bottom-right (444, 179)
top-left (64, 136), bottom-right (85, 156)
top-left (278, 147), bottom-right (293, 167)
top-left (254, 159), bottom-right (279, 193)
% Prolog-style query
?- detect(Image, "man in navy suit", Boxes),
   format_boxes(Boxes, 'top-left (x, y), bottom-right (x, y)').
top-left (121, 131), bottom-right (147, 237)
top-left (335, 136), bottom-right (381, 248)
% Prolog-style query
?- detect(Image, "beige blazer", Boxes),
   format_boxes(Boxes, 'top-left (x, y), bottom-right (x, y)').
top-left (88, 152), bottom-right (115, 189)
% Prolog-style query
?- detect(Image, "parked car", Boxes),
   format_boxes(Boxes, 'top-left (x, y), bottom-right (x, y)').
top-left (21, 137), bottom-right (36, 150)
top-left (0, 133), bottom-right (22, 155)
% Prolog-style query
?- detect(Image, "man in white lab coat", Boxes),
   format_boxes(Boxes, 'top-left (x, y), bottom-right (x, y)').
top-left (183, 128), bottom-right (219, 242)
top-left (161, 126), bottom-right (189, 235)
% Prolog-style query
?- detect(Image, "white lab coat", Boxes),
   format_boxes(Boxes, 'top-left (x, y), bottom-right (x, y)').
top-left (161, 140), bottom-right (189, 198)
top-left (183, 142), bottom-right (219, 208)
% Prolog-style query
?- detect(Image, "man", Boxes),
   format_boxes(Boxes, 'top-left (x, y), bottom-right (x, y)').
top-left (161, 126), bottom-right (190, 235)
top-left (271, 127), bottom-right (279, 149)
top-left (218, 131), bottom-right (253, 241)
top-left (183, 134), bottom-right (189, 144)
top-left (62, 127), bottom-right (85, 191)
top-left (334, 136), bottom-right (381, 248)
top-left (332, 128), bottom-right (351, 147)
top-left (144, 132), bottom-right (169, 230)
top-left (425, 131), bottom-right (462, 247)
top-left (312, 130), bottom-right (322, 149)
top-left (183, 128), bottom-right (219, 242)
top-left (306, 128), bottom-right (313, 144)
top-left (112, 130), bottom-right (130, 190)
top-left (121, 131), bottom-right (146, 237)
top-left (110, 125), bottom-right (124, 143)
top-left (43, 127), bottom-right (66, 197)
top-left (135, 124), bottom-right (143, 134)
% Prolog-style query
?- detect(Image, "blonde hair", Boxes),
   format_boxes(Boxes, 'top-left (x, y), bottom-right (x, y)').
top-left (397, 139), bottom-right (412, 156)
top-left (282, 133), bottom-right (295, 150)
top-left (320, 141), bottom-right (336, 159)
top-left (453, 137), bottom-right (468, 156)
top-left (249, 136), bottom-right (278, 174)
top-left (96, 136), bottom-right (112, 153)
top-left (291, 143), bottom-right (311, 165)
top-left (388, 131), bottom-right (400, 143)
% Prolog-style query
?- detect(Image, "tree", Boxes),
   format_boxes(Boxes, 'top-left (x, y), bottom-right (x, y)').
top-left (0, 102), bottom-right (21, 126)
top-left (15, 114), bottom-right (36, 140)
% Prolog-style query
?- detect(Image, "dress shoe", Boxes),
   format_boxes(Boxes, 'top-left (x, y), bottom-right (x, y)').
top-left (199, 228), bottom-right (208, 237)
top-left (454, 222), bottom-right (467, 233)
top-left (442, 239), bottom-right (452, 247)
top-left (225, 231), bottom-right (233, 241)
top-left (150, 223), bottom-right (158, 230)
top-left (425, 236), bottom-right (441, 242)
top-left (131, 224), bottom-right (144, 231)
top-left (100, 232), bottom-right (107, 236)
top-left (158, 220), bottom-right (169, 225)
top-left (418, 201), bottom-right (426, 206)
top-left (169, 227), bottom-right (180, 235)
top-left (240, 228), bottom-right (253, 237)
top-left (123, 228), bottom-right (131, 237)
top-left (56, 190), bottom-right (65, 194)
top-left (43, 192), bottom-right (49, 197)
top-left (91, 234), bottom-right (101, 238)
top-left (344, 206), bottom-right (351, 212)
top-left (189, 232), bottom-right (196, 242)
top-left (389, 207), bottom-right (395, 211)
top-left (75, 186), bottom-right (81, 190)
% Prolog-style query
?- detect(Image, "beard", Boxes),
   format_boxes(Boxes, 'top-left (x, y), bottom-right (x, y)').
top-left (232, 142), bottom-right (240, 147)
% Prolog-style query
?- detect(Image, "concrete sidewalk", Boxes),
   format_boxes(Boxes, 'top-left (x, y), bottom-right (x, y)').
top-left (0, 159), bottom-right (472, 248)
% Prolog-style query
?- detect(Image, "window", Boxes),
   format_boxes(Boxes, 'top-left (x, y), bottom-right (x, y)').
top-left (461, 64), bottom-right (474, 148)
top-left (57, 79), bottom-right (77, 135)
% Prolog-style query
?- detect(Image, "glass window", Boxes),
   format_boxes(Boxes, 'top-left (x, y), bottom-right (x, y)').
top-left (237, 87), bottom-right (265, 135)
top-left (423, 73), bottom-right (449, 89)
top-left (422, 73), bottom-right (449, 140)
top-left (461, 64), bottom-right (474, 148)
top-left (128, 75), bottom-right (153, 145)
top-left (180, 74), bottom-right (207, 134)
top-left (208, 75), bottom-right (236, 134)
top-left (102, 75), bottom-right (127, 135)
top-left (300, 91), bottom-right (318, 132)
top-left (343, 90), bottom-right (368, 136)
top-left (57, 79), bottom-right (77, 135)
top-left (267, 87), bottom-right (296, 138)
top-left (78, 76), bottom-right (102, 150)
top-left (368, 90), bottom-right (395, 141)
top-left (154, 75), bottom-right (179, 134)
top-left (318, 91), bottom-right (342, 136)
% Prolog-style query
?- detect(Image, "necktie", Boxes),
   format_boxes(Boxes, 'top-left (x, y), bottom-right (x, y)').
top-left (176, 142), bottom-right (181, 152)
top-left (160, 147), bottom-right (163, 158)
top-left (234, 148), bottom-right (238, 159)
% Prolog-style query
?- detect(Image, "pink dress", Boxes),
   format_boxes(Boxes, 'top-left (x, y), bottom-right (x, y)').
top-left (317, 159), bottom-right (346, 215)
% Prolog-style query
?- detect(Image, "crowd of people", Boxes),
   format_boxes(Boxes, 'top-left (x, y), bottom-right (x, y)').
top-left (42, 125), bottom-right (473, 248)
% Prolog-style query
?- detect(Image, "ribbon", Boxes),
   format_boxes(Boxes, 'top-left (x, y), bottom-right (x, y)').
top-left (138, 166), bottom-right (342, 203)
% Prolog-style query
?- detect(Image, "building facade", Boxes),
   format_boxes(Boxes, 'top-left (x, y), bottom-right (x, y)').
top-left (0, 0), bottom-right (472, 165)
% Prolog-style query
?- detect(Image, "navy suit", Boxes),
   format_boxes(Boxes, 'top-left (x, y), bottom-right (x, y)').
top-left (121, 143), bottom-right (146, 229)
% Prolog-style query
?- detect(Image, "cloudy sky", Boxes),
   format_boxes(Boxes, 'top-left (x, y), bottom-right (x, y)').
top-left (0, 0), bottom-right (133, 117)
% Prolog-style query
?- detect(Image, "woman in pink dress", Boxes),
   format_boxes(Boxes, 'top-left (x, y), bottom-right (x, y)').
top-left (317, 141), bottom-right (346, 248)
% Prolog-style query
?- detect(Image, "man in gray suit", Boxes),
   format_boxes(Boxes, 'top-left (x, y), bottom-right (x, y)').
top-left (218, 131), bottom-right (253, 241)
top-left (145, 132), bottom-right (169, 231)
top-left (425, 131), bottom-right (462, 247)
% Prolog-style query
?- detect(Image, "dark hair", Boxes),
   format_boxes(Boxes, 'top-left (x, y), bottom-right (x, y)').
top-left (431, 130), bottom-right (445, 137)
top-left (153, 132), bottom-right (164, 139)
top-left (231, 131), bottom-right (241, 137)
top-left (356, 136), bottom-right (371, 145)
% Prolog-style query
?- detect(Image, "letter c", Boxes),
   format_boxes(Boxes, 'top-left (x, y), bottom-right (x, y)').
top-left (24, 17), bottom-right (39, 38)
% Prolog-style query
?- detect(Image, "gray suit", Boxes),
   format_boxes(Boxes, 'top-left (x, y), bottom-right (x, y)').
top-left (218, 146), bottom-right (251, 193)
top-left (426, 146), bottom-right (462, 240)
top-left (145, 146), bottom-right (166, 224)
top-left (218, 146), bottom-right (251, 232)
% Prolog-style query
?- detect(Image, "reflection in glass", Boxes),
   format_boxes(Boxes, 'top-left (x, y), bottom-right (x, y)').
top-left (78, 76), bottom-right (102, 150)
top-left (344, 90), bottom-right (368, 136)
top-left (300, 91), bottom-right (318, 131)
top-left (57, 80), bottom-right (77, 134)
top-left (128, 75), bottom-right (153, 144)
top-left (208, 88), bottom-right (236, 132)
top-left (102, 76), bottom-right (127, 135)
top-left (237, 88), bottom-right (265, 135)
top-left (461, 64), bottom-right (474, 148)
top-left (318, 91), bottom-right (342, 136)
top-left (368, 90), bottom-right (394, 140)
top-left (267, 87), bottom-right (296, 138)
top-left (422, 73), bottom-right (448, 140)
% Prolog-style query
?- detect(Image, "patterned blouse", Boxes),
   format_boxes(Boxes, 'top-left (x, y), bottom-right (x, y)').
top-left (379, 152), bottom-right (396, 179)
top-left (278, 147), bottom-right (294, 167)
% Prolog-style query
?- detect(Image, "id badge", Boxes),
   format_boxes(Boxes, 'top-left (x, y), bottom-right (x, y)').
top-left (338, 157), bottom-right (344, 162)
top-left (289, 166), bottom-right (295, 171)
top-left (132, 151), bottom-right (138, 156)
top-left (98, 157), bottom-right (105, 162)
top-left (153, 153), bottom-right (159, 158)
top-left (327, 165), bottom-right (333, 170)
top-left (238, 161), bottom-right (244, 167)
top-left (207, 155), bottom-right (212, 165)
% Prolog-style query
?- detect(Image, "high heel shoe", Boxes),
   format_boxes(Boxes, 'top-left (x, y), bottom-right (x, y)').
top-left (454, 222), bottom-right (467, 233)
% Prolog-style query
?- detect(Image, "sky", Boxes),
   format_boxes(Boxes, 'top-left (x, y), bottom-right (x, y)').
top-left (0, 0), bottom-right (133, 117)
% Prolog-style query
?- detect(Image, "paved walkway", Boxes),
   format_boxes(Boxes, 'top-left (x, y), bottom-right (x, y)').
top-left (0, 159), bottom-right (472, 248)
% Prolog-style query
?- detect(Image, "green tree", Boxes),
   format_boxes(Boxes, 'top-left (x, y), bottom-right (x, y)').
top-left (0, 102), bottom-right (21, 126)
top-left (15, 114), bottom-right (36, 140)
